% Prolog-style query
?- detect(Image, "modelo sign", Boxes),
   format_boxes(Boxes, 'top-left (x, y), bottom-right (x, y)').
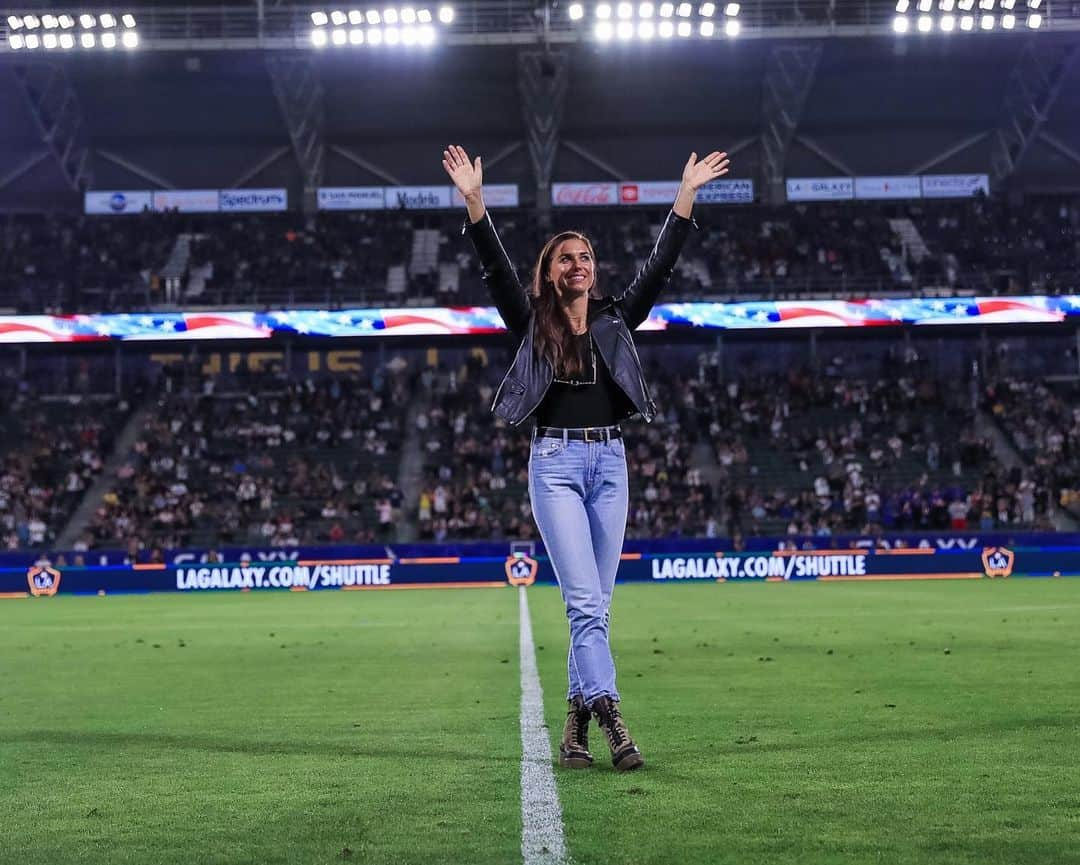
top-left (552, 182), bottom-right (619, 207)
top-left (385, 186), bottom-right (453, 210)
top-left (219, 189), bottom-right (288, 212)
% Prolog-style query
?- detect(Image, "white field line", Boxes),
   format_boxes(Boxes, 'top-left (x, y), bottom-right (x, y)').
top-left (519, 586), bottom-right (569, 865)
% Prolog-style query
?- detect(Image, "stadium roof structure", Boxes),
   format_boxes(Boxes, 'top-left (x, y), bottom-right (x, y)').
top-left (0, 1), bottom-right (1078, 212)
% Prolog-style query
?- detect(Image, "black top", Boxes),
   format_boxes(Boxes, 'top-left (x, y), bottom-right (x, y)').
top-left (534, 332), bottom-right (635, 428)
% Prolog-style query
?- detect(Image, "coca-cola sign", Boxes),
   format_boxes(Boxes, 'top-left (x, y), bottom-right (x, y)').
top-left (551, 182), bottom-right (619, 206)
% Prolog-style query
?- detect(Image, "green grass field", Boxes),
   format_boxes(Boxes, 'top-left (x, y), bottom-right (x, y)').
top-left (2, 579), bottom-right (1079, 865)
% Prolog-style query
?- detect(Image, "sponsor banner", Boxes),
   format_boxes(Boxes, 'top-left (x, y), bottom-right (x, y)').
top-left (385, 185), bottom-right (453, 210)
top-left (552, 182), bottom-right (619, 207)
top-left (0, 296), bottom-right (1077, 344)
top-left (84, 190), bottom-right (153, 215)
top-left (219, 188), bottom-right (288, 212)
top-left (786, 177), bottom-right (855, 201)
top-left (619, 181), bottom-right (682, 206)
top-left (696, 178), bottom-right (755, 205)
top-left (921, 173), bottom-right (990, 199)
top-left (854, 175), bottom-right (922, 200)
top-left (452, 184), bottom-right (519, 208)
top-left (152, 189), bottom-right (220, 213)
top-left (317, 187), bottom-right (387, 211)
top-left (4, 546), bottom-right (1077, 597)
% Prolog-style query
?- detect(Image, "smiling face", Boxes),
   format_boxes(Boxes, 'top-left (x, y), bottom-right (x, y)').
top-left (546, 236), bottom-right (596, 299)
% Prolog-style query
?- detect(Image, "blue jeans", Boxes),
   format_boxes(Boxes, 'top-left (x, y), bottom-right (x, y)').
top-left (528, 430), bottom-right (629, 705)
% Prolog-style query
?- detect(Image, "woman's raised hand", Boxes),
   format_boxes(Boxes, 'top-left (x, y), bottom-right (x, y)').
top-left (442, 145), bottom-right (483, 201)
top-left (681, 151), bottom-right (730, 191)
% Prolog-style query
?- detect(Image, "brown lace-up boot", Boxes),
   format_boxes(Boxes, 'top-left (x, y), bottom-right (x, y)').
top-left (590, 695), bottom-right (644, 772)
top-left (559, 696), bottom-right (594, 768)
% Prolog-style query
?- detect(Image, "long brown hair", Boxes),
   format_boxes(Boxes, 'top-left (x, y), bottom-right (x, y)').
top-left (530, 231), bottom-right (599, 378)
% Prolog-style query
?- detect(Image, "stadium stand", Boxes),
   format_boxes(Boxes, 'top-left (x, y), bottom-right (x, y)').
top-left (2, 196), bottom-right (1077, 314)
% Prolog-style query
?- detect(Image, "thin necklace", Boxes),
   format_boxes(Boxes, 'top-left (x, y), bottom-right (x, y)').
top-left (553, 333), bottom-right (596, 386)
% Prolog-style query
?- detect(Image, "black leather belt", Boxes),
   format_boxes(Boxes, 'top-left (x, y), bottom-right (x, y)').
top-left (536, 425), bottom-right (622, 442)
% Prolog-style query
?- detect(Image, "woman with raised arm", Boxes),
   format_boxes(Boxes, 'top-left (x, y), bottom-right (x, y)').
top-left (443, 144), bottom-right (729, 772)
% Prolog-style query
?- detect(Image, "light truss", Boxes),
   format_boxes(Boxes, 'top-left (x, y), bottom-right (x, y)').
top-left (0, 1), bottom-right (1077, 51)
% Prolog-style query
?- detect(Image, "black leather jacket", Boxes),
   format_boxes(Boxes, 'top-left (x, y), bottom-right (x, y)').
top-left (464, 208), bottom-right (697, 426)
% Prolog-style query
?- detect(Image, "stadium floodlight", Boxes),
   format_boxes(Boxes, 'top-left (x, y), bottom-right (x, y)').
top-left (312, 11), bottom-right (329, 25)
top-left (896, 0), bottom-right (910, 10)
top-left (59, 32), bottom-right (74, 48)
top-left (616, 19), bottom-right (633, 37)
top-left (638, 19), bottom-right (655, 37)
top-left (940, 0), bottom-right (955, 9)
top-left (7, 15), bottom-right (22, 29)
top-left (1001, 0), bottom-right (1015, 7)
top-left (677, 2), bottom-right (692, 16)
top-left (330, 10), bottom-right (347, 25)
top-left (677, 19), bottom-right (691, 34)
top-left (917, 0), bottom-right (931, 11)
top-left (59, 14), bottom-right (75, 28)
top-left (724, 17), bottom-right (739, 34)
top-left (659, 2), bottom-right (675, 15)
top-left (893, 14), bottom-right (910, 31)
top-left (81, 32), bottom-right (95, 47)
top-left (311, 28), bottom-right (328, 45)
top-left (1027, 0), bottom-right (1041, 7)
top-left (596, 3), bottom-right (612, 17)
top-left (384, 8), bottom-right (399, 24)
top-left (418, 8), bottom-right (432, 21)
top-left (367, 26), bottom-right (383, 43)
top-left (960, 13), bottom-right (974, 26)
top-left (639, 3), bottom-right (654, 17)
top-left (981, 12), bottom-right (995, 26)
top-left (1027, 12), bottom-right (1041, 26)
top-left (401, 7), bottom-right (418, 23)
top-left (385, 26), bottom-right (400, 43)
top-left (9, 33), bottom-right (24, 49)
top-left (331, 27), bottom-right (347, 43)
top-left (617, 2), bottom-right (633, 19)
top-left (24, 15), bottom-right (40, 28)
top-left (43, 33), bottom-right (59, 48)
top-left (979, 0), bottom-right (994, 8)
top-left (917, 14), bottom-right (932, 29)
top-left (940, 14), bottom-right (956, 29)
top-left (404, 25), bottom-right (420, 42)
top-left (1002, 12), bottom-right (1015, 26)
top-left (348, 10), bottom-right (363, 24)
top-left (595, 19), bottom-right (613, 38)
top-left (42, 15), bottom-right (59, 29)
top-left (724, 2), bottom-right (739, 14)
top-left (121, 14), bottom-right (136, 28)
top-left (658, 19), bottom-right (674, 35)
top-left (349, 27), bottom-right (364, 42)
top-left (418, 24), bottom-right (435, 42)
top-left (437, 5), bottom-right (454, 23)
top-left (568, 2), bottom-right (584, 18)
top-left (958, 0), bottom-right (974, 8)
top-left (366, 10), bottom-right (380, 23)
top-left (121, 30), bottom-right (137, 48)
top-left (700, 2), bottom-right (715, 16)
top-left (101, 13), bottom-right (117, 27)
top-left (25, 33), bottom-right (39, 48)
top-left (700, 19), bottom-right (714, 35)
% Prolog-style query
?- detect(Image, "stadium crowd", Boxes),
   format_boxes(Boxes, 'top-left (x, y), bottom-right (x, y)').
top-left (2, 195), bottom-right (1077, 314)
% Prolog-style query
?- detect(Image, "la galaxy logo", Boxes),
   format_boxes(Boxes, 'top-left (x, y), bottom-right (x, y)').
top-left (27, 565), bottom-right (62, 597)
top-left (981, 547), bottom-right (1015, 578)
top-left (505, 554), bottom-right (538, 587)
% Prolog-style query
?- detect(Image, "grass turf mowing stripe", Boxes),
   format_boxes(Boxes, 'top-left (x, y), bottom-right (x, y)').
top-left (519, 586), bottom-right (568, 865)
